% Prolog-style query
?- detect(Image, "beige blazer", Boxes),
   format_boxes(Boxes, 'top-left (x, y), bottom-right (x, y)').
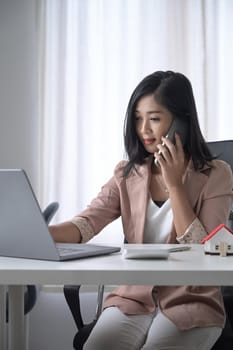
top-left (76, 157), bottom-right (233, 330)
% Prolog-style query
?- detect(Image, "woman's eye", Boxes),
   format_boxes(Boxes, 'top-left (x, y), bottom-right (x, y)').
top-left (135, 116), bottom-right (160, 122)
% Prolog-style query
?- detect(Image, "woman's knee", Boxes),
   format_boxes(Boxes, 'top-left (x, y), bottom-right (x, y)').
top-left (84, 306), bottom-right (153, 350)
top-left (83, 308), bottom-right (122, 350)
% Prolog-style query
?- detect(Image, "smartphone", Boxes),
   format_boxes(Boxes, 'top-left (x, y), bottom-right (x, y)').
top-left (154, 118), bottom-right (188, 166)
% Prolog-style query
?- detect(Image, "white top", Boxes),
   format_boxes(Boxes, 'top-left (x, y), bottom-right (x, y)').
top-left (143, 198), bottom-right (173, 243)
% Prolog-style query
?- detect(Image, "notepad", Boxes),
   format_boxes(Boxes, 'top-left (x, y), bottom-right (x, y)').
top-left (123, 244), bottom-right (191, 259)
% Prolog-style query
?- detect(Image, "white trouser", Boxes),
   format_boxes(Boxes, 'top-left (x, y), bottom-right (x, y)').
top-left (83, 306), bottom-right (222, 350)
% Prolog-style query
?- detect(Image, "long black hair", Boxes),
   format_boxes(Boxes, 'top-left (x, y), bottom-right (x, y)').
top-left (123, 71), bottom-right (214, 176)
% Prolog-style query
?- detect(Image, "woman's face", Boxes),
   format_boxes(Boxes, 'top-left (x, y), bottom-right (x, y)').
top-left (135, 94), bottom-right (173, 154)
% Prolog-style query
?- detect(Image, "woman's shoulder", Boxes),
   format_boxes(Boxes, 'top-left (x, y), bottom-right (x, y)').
top-left (113, 159), bottom-right (150, 180)
top-left (191, 158), bottom-right (232, 178)
top-left (203, 159), bottom-right (233, 192)
top-left (112, 160), bottom-right (127, 178)
top-left (114, 160), bottom-right (128, 171)
top-left (209, 159), bottom-right (232, 177)
top-left (187, 158), bottom-right (232, 192)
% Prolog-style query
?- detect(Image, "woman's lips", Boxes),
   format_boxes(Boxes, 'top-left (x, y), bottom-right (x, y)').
top-left (143, 138), bottom-right (155, 145)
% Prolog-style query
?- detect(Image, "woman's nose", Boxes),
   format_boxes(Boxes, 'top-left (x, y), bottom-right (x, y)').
top-left (141, 120), bottom-right (151, 133)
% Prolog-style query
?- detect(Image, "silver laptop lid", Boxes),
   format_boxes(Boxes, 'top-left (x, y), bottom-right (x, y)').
top-left (0, 169), bottom-right (121, 261)
top-left (0, 169), bottom-right (60, 260)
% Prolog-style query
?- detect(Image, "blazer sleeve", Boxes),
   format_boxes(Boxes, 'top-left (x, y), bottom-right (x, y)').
top-left (178, 161), bottom-right (233, 244)
top-left (71, 162), bottom-right (125, 242)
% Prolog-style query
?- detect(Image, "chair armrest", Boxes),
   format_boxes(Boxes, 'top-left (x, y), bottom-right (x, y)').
top-left (63, 284), bottom-right (105, 329)
top-left (43, 202), bottom-right (59, 224)
top-left (228, 209), bottom-right (233, 230)
top-left (64, 285), bottom-right (84, 329)
top-left (64, 284), bottom-right (105, 350)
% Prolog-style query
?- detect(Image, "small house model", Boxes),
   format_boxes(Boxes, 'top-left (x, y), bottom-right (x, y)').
top-left (202, 224), bottom-right (233, 256)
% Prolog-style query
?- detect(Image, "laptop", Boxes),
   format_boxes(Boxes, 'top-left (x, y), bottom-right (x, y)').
top-left (0, 169), bottom-right (120, 261)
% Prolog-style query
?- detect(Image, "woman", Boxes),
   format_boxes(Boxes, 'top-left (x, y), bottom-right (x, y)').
top-left (49, 71), bottom-right (233, 350)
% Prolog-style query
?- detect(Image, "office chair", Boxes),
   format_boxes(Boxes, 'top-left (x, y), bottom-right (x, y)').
top-left (208, 141), bottom-right (233, 349)
top-left (43, 201), bottom-right (59, 224)
top-left (5, 201), bottom-right (59, 322)
top-left (64, 140), bottom-right (233, 350)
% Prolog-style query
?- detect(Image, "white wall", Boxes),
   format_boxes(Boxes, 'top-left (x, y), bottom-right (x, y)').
top-left (29, 289), bottom-right (77, 350)
top-left (0, 0), bottom-right (39, 192)
top-left (0, 5), bottom-right (114, 349)
top-left (0, 3), bottom-right (118, 350)
top-left (0, 2), bottom-right (69, 349)
top-left (29, 287), bottom-right (109, 350)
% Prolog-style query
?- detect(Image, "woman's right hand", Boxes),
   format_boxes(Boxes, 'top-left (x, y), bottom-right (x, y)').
top-left (49, 222), bottom-right (82, 243)
top-left (154, 133), bottom-right (187, 192)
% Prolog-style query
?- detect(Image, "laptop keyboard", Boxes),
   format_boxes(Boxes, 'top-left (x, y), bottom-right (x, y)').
top-left (57, 246), bottom-right (83, 256)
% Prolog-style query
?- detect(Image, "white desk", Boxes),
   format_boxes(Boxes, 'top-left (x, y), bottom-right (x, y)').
top-left (1, 244), bottom-right (233, 350)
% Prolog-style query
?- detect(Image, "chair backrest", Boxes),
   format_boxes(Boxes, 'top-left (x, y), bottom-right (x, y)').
top-left (207, 143), bottom-right (233, 348)
top-left (207, 140), bottom-right (233, 230)
top-left (207, 140), bottom-right (233, 172)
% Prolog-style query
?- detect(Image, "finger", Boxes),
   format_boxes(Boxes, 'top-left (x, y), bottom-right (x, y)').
top-left (161, 135), bottom-right (173, 148)
top-left (154, 151), bottom-right (166, 166)
top-left (156, 144), bottom-right (172, 163)
top-left (160, 137), bottom-right (176, 161)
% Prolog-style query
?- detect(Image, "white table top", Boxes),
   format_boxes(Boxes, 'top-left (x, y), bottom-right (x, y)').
top-left (0, 244), bottom-right (233, 286)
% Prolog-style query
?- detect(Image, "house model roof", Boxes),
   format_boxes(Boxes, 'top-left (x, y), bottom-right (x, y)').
top-left (201, 224), bottom-right (233, 243)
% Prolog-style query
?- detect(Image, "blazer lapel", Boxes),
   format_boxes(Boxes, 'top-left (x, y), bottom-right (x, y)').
top-left (184, 161), bottom-right (211, 208)
top-left (126, 161), bottom-right (151, 243)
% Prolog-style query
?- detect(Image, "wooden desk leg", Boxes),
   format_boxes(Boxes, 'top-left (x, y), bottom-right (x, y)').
top-left (8, 286), bottom-right (25, 350)
top-left (0, 286), bottom-right (7, 350)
